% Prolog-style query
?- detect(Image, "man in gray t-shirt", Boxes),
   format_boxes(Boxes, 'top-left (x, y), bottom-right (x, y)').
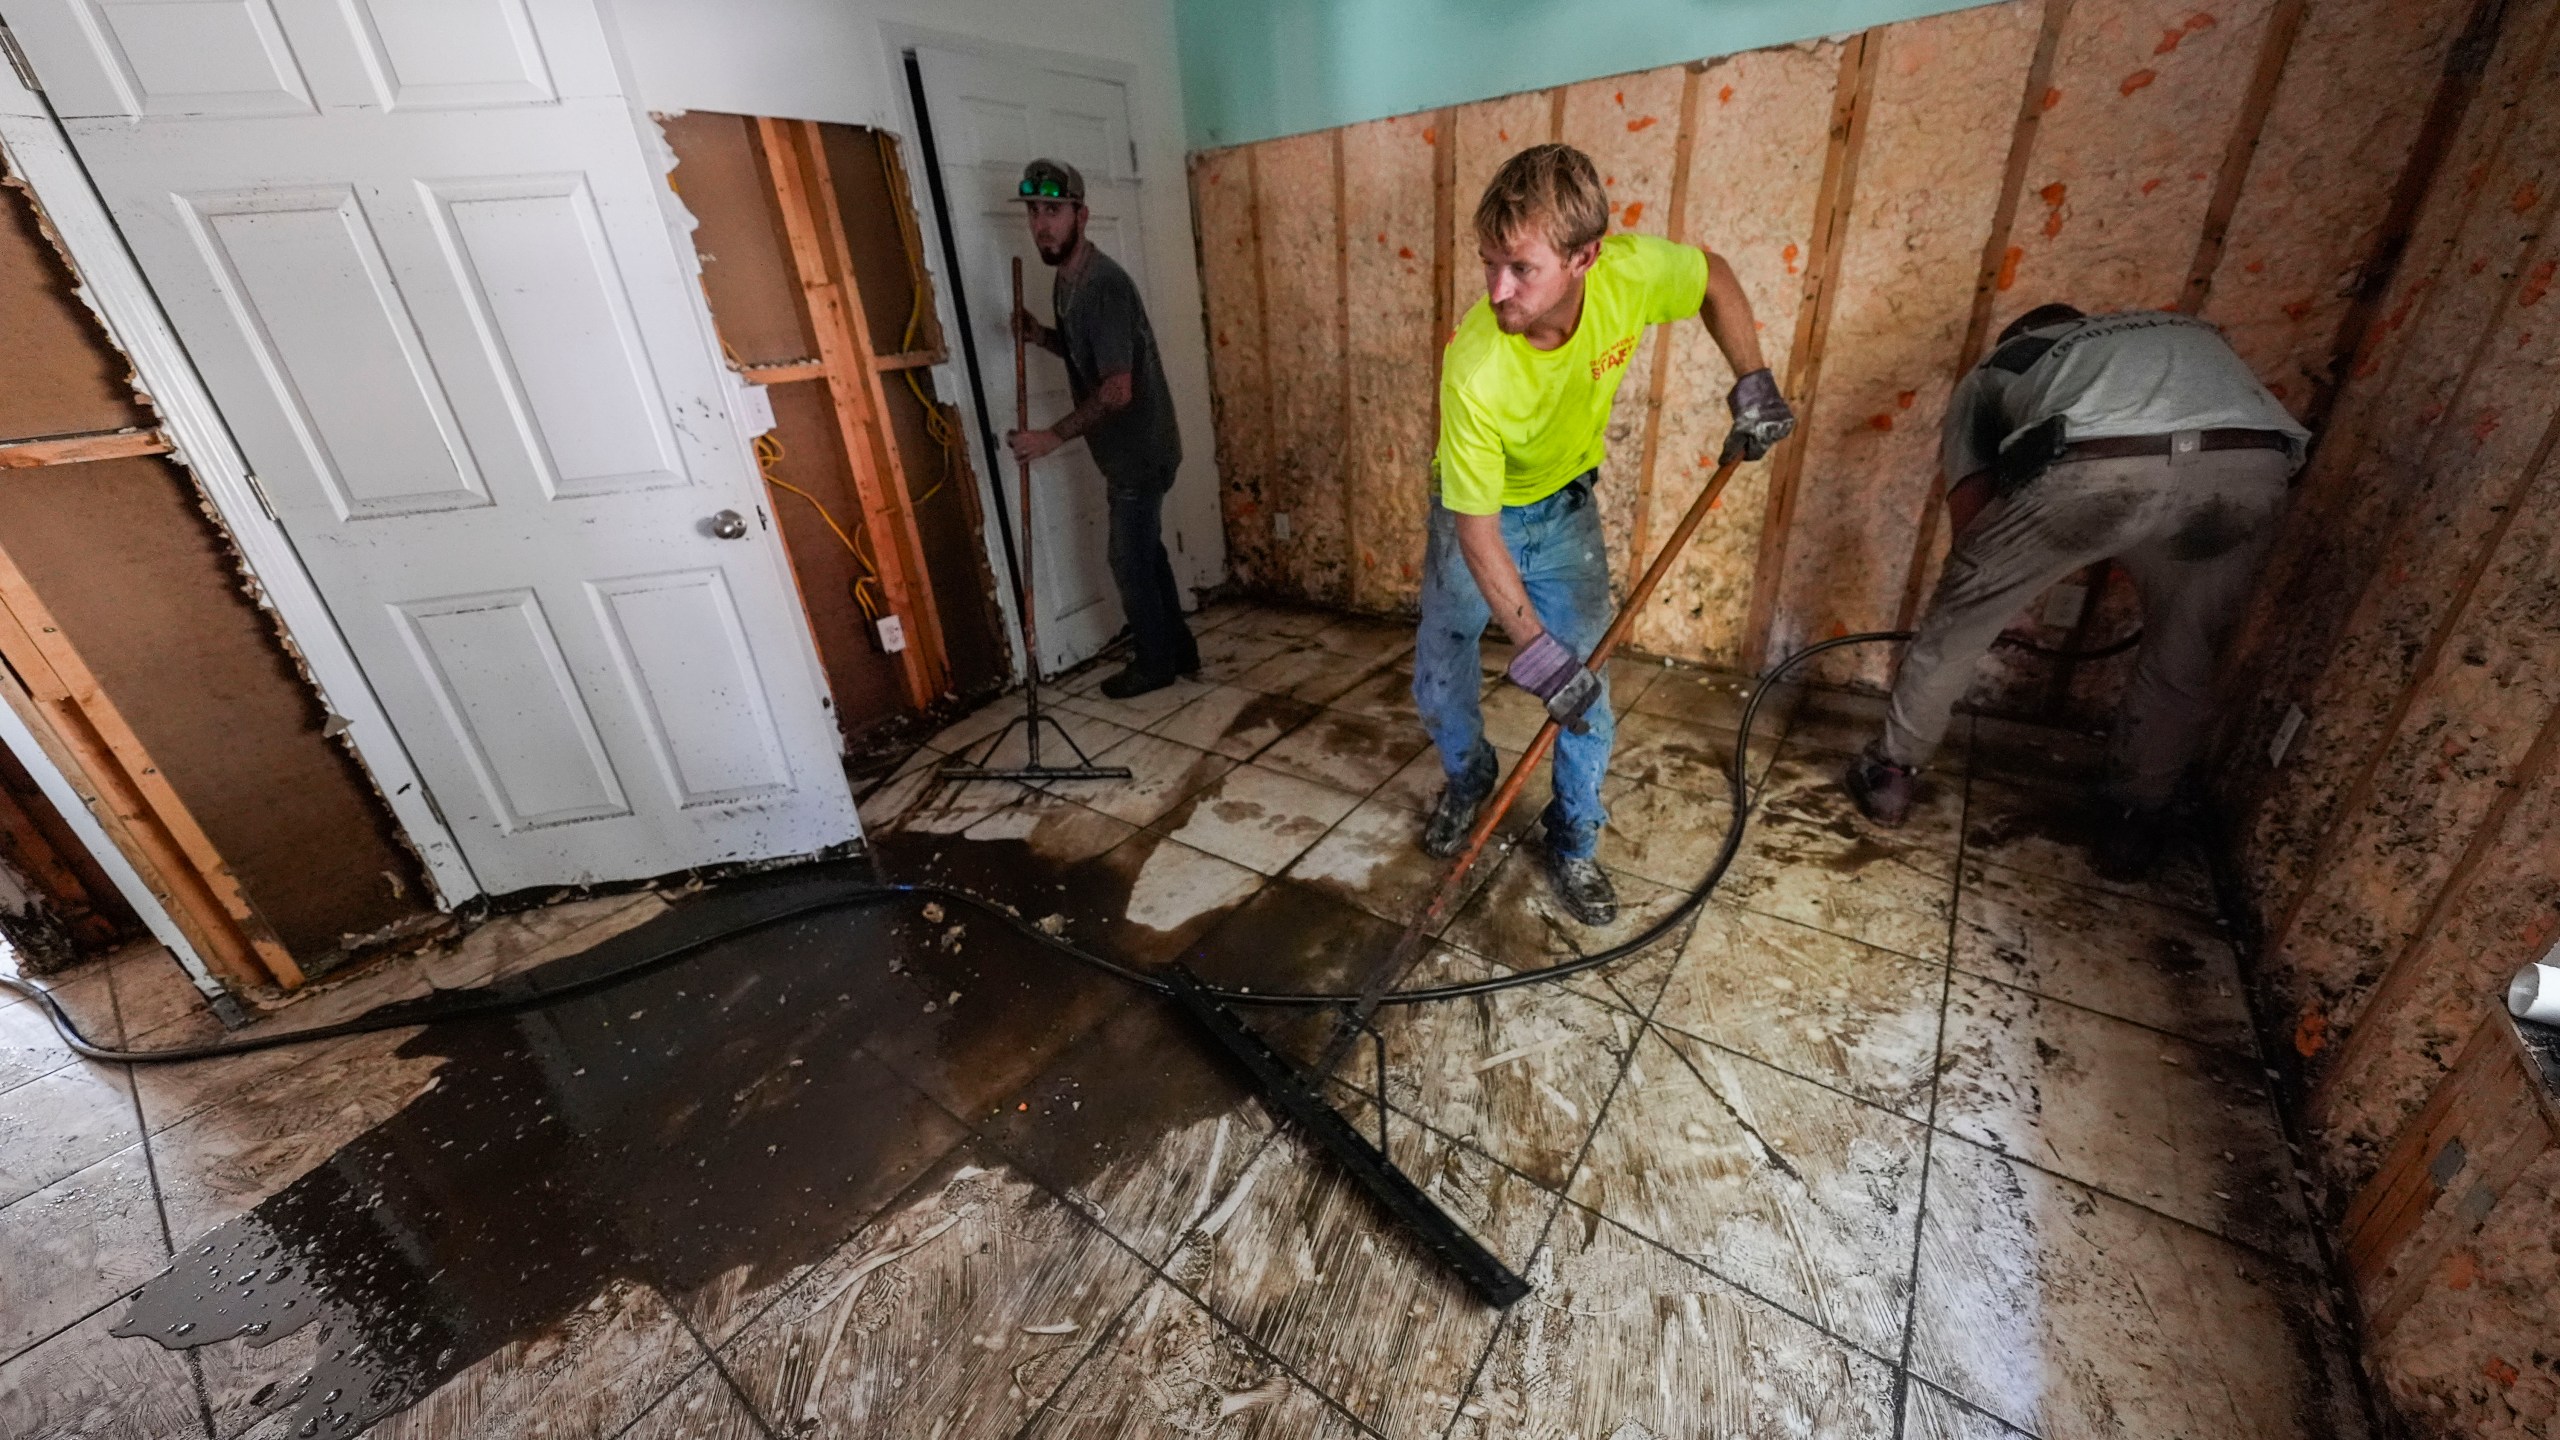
top-left (1006, 158), bottom-right (1197, 700)
top-left (1844, 304), bottom-right (2306, 880)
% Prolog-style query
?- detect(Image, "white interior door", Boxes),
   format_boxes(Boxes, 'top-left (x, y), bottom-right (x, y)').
top-left (3, 0), bottom-right (857, 893)
top-left (911, 44), bottom-right (1144, 675)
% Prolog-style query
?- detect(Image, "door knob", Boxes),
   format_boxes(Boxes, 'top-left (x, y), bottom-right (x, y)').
top-left (709, 509), bottom-right (748, 540)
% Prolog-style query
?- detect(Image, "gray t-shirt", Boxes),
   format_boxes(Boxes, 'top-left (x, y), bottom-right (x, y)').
top-left (1054, 247), bottom-right (1181, 487)
top-left (1942, 310), bottom-right (2309, 482)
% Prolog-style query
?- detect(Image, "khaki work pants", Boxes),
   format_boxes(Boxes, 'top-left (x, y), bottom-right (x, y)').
top-left (1879, 446), bottom-right (2292, 810)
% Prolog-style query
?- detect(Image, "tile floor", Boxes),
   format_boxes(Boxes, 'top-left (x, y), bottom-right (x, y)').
top-left (0, 599), bottom-right (2370, 1439)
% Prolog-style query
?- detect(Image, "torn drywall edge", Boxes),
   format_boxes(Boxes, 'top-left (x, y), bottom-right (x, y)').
top-left (0, 110), bottom-right (481, 907)
top-left (0, 168), bottom-right (445, 946)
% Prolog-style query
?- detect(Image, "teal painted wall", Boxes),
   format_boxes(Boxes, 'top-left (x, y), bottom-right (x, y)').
top-left (1176, 0), bottom-right (1994, 149)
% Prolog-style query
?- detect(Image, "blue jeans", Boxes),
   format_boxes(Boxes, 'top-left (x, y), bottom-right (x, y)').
top-left (1411, 475), bottom-right (1614, 858)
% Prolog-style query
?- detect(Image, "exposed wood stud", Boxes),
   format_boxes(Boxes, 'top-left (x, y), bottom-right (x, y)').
top-left (738, 359), bottom-right (828, 385)
top-left (2304, 0), bottom-right (2517, 434)
top-left (737, 351), bottom-right (940, 386)
top-left (1247, 144), bottom-right (1276, 580)
top-left (0, 673), bottom-right (258, 989)
top-left (1741, 30), bottom-right (1877, 672)
top-left (1333, 127), bottom-right (1356, 597)
top-left (0, 544), bottom-right (299, 990)
top-left (1892, 470), bottom-right (1949, 634)
top-left (2180, 0), bottom-right (2312, 313)
top-left (0, 428), bottom-right (170, 469)
top-left (2342, 1010), bottom-right (2554, 1340)
top-left (0, 753), bottom-right (122, 946)
top-left (1548, 86), bottom-right (1568, 142)
top-left (1897, 0), bottom-right (2074, 635)
top-left (791, 120), bottom-right (953, 698)
top-left (1958, 0), bottom-right (2076, 373)
top-left (1431, 108), bottom-right (1456, 459)
top-left (1627, 63), bottom-right (1706, 571)
top-left (758, 117), bottom-right (950, 708)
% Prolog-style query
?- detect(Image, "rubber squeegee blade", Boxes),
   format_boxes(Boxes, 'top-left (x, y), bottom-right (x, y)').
top-left (1160, 965), bottom-right (1531, 1309)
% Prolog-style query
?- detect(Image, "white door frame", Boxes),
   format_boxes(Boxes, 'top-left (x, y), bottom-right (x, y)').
top-left (0, 45), bottom-right (481, 906)
top-left (881, 23), bottom-right (1155, 684)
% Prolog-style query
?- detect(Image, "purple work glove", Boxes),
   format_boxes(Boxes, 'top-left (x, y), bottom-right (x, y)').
top-left (1506, 632), bottom-right (1604, 736)
top-left (1721, 367), bottom-right (1796, 462)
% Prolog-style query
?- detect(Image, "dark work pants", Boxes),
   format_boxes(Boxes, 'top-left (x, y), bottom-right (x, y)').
top-left (1106, 468), bottom-right (1197, 678)
top-left (1880, 447), bottom-right (2291, 809)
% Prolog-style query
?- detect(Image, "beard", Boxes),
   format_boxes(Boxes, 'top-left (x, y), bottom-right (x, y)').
top-left (1036, 223), bottom-right (1083, 267)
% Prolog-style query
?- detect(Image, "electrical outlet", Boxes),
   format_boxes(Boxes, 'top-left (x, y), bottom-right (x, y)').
top-left (1273, 511), bottom-right (1292, 541)
top-left (2039, 583), bottom-right (2086, 629)
top-left (2269, 703), bottom-right (2306, 767)
top-left (731, 377), bottom-right (775, 438)
top-left (876, 615), bottom-right (907, 653)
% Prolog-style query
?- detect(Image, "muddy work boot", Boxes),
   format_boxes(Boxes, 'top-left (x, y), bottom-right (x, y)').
top-left (1543, 848), bottom-right (1618, 926)
top-left (2091, 803), bottom-right (2168, 882)
top-left (1843, 744), bottom-right (1918, 828)
top-left (1421, 743), bottom-right (1498, 858)
top-left (1422, 782), bottom-right (1488, 858)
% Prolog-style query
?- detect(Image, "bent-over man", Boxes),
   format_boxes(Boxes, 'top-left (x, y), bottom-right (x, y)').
top-left (1418, 144), bottom-right (1795, 925)
top-left (1844, 304), bottom-right (2306, 878)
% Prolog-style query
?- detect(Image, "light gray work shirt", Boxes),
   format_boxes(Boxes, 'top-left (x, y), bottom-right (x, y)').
top-left (1942, 310), bottom-right (2310, 482)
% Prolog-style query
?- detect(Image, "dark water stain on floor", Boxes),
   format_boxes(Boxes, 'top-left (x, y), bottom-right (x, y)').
top-left (1965, 790), bottom-right (2095, 854)
top-left (109, 857), bottom-right (1267, 1437)
top-left (1219, 692), bottom-right (1322, 751)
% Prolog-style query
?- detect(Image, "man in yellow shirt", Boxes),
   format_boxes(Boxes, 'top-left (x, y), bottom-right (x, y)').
top-left (1417, 144), bottom-right (1792, 924)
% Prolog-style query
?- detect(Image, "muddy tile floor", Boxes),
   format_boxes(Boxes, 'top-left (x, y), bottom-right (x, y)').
top-left (0, 599), bottom-right (2371, 1439)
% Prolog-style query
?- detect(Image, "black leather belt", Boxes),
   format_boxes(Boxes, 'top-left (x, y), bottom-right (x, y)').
top-left (2058, 428), bottom-right (2292, 463)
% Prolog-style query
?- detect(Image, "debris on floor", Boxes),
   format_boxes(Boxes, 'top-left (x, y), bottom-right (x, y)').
top-left (1, 602), bottom-right (2368, 1439)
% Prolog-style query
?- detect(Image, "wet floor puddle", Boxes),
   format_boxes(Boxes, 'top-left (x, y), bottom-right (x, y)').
top-left (109, 746), bottom-right (1723, 1435)
top-left (110, 847), bottom-right (1284, 1437)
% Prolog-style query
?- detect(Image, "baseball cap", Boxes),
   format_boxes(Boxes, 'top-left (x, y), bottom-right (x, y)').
top-left (1016, 158), bottom-right (1086, 202)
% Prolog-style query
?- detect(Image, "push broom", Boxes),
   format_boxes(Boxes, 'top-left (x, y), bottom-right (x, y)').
top-left (1163, 442), bottom-right (1758, 1307)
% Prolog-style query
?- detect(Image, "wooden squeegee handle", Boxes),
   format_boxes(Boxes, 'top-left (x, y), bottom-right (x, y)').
top-left (1318, 451), bottom-right (1750, 1079)
top-left (1011, 256), bottom-right (1044, 689)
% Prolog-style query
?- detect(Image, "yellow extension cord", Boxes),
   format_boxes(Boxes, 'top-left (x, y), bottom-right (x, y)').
top-left (881, 131), bottom-right (962, 507)
top-left (755, 431), bottom-right (884, 623)
top-left (697, 131), bottom-right (972, 638)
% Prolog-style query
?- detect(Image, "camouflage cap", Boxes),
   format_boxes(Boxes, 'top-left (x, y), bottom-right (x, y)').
top-left (1016, 158), bottom-right (1086, 203)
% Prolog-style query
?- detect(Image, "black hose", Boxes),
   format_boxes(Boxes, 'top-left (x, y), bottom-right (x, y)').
top-left (2, 624), bottom-right (2130, 1064)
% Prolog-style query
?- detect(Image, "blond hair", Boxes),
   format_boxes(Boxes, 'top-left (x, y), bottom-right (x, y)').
top-left (1474, 143), bottom-right (1610, 256)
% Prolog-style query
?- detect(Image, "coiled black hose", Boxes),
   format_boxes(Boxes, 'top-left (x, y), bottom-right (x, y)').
top-left (0, 624), bottom-right (2131, 1064)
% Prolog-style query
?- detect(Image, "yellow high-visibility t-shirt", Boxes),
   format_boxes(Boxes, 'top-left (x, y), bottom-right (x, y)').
top-left (1434, 232), bottom-right (1710, 515)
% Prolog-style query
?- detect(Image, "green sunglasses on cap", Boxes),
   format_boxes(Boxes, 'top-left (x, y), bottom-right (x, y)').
top-left (1016, 159), bottom-right (1085, 202)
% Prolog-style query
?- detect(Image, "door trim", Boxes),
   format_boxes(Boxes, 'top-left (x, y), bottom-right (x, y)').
top-left (0, 76), bottom-right (482, 905)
